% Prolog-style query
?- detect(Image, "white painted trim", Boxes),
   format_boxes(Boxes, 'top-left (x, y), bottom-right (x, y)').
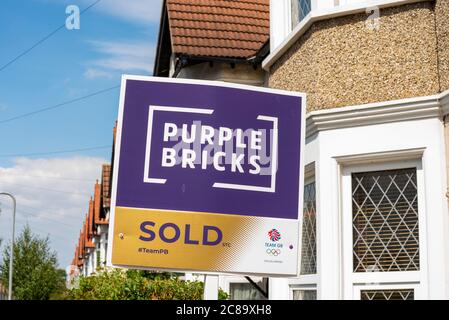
top-left (339, 158), bottom-right (426, 299)
top-left (263, 0), bottom-right (428, 70)
top-left (288, 274), bottom-right (319, 286)
top-left (306, 90), bottom-right (449, 138)
top-left (203, 275), bottom-right (219, 300)
top-left (270, 0), bottom-right (293, 52)
top-left (352, 271), bottom-right (420, 284)
top-left (334, 147), bottom-right (425, 165)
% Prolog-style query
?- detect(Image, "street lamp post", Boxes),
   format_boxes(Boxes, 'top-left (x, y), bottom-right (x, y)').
top-left (0, 193), bottom-right (16, 300)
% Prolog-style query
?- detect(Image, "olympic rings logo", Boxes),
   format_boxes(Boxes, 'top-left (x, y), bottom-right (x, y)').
top-left (266, 249), bottom-right (281, 256)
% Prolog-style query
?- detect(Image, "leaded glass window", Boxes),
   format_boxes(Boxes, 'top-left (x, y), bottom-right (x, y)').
top-left (352, 168), bottom-right (419, 273)
top-left (301, 182), bottom-right (316, 275)
top-left (291, 0), bottom-right (312, 28)
top-left (299, 0), bottom-right (312, 21)
top-left (361, 289), bottom-right (414, 300)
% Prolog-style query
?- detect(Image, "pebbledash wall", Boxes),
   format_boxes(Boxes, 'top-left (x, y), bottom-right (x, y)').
top-left (268, 1), bottom-right (448, 111)
top-left (264, 0), bottom-right (449, 299)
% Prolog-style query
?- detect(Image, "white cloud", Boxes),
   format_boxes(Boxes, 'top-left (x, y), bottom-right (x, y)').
top-left (0, 156), bottom-right (107, 268)
top-left (35, 0), bottom-right (160, 77)
top-left (84, 68), bottom-right (114, 79)
top-left (85, 40), bottom-right (156, 78)
top-left (38, 0), bottom-right (163, 25)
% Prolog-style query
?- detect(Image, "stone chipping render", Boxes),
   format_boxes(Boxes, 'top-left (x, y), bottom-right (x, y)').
top-left (436, 0), bottom-right (449, 91)
top-left (268, 1), bottom-right (449, 112)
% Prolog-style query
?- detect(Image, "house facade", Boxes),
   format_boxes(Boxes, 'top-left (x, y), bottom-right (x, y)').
top-left (71, 0), bottom-right (449, 300)
top-left (264, 0), bottom-right (449, 300)
top-left (153, 0), bottom-right (449, 300)
top-left (70, 165), bottom-right (111, 279)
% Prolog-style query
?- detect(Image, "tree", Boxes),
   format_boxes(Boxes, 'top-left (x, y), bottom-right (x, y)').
top-left (0, 224), bottom-right (65, 300)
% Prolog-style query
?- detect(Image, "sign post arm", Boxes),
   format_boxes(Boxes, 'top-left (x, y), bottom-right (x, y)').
top-left (244, 276), bottom-right (269, 299)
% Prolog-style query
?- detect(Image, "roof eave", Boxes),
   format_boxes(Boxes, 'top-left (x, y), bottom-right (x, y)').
top-left (153, 0), bottom-right (170, 76)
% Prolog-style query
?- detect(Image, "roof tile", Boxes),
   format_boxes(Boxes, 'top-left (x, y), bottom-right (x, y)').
top-left (101, 164), bottom-right (111, 209)
top-left (93, 182), bottom-right (106, 225)
top-left (87, 199), bottom-right (94, 236)
top-left (166, 0), bottom-right (269, 58)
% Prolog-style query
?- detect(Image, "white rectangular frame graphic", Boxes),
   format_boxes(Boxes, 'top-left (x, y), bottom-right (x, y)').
top-left (143, 105), bottom-right (214, 184)
top-left (143, 106), bottom-right (279, 193)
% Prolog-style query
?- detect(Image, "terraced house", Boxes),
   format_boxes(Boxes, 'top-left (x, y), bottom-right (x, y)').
top-left (72, 0), bottom-right (449, 299)
top-left (154, 0), bottom-right (449, 300)
top-left (70, 129), bottom-right (114, 281)
top-left (263, 0), bottom-right (449, 300)
top-left (70, 164), bottom-right (111, 279)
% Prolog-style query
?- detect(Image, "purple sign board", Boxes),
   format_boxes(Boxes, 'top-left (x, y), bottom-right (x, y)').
top-left (108, 75), bottom-right (306, 276)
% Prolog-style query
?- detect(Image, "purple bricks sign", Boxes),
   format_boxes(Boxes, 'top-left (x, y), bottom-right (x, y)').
top-left (108, 75), bottom-right (306, 276)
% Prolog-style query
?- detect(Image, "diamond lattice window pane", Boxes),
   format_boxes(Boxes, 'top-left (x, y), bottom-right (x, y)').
top-left (361, 289), bottom-right (414, 300)
top-left (300, 182), bottom-right (317, 275)
top-left (291, 0), bottom-right (312, 28)
top-left (352, 168), bottom-right (419, 272)
top-left (299, 0), bottom-right (312, 21)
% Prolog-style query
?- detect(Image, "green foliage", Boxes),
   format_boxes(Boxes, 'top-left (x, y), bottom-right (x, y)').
top-left (218, 287), bottom-right (229, 300)
top-left (0, 225), bottom-right (65, 300)
top-left (49, 269), bottom-right (69, 300)
top-left (65, 269), bottom-right (229, 300)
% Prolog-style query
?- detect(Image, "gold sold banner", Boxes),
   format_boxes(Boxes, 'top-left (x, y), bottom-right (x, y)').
top-left (107, 75), bottom-right (306, 276)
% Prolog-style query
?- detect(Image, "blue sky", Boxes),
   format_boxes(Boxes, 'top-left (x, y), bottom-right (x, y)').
top-left (0, 0), bottom-right (162, 268)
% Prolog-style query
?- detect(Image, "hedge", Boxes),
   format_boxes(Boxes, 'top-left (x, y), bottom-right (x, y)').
top-left (63, 269), bottom-right (228, 300)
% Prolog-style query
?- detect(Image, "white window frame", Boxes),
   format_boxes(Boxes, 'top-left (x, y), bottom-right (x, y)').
top-left (339, 156), bottom-right (429, 300)
top-left (270, 0), bottom-right (394, 55)
top-left (270, 0), bottom-right (293, 51)
top-left (270, 0), bottom-right (334, 51)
